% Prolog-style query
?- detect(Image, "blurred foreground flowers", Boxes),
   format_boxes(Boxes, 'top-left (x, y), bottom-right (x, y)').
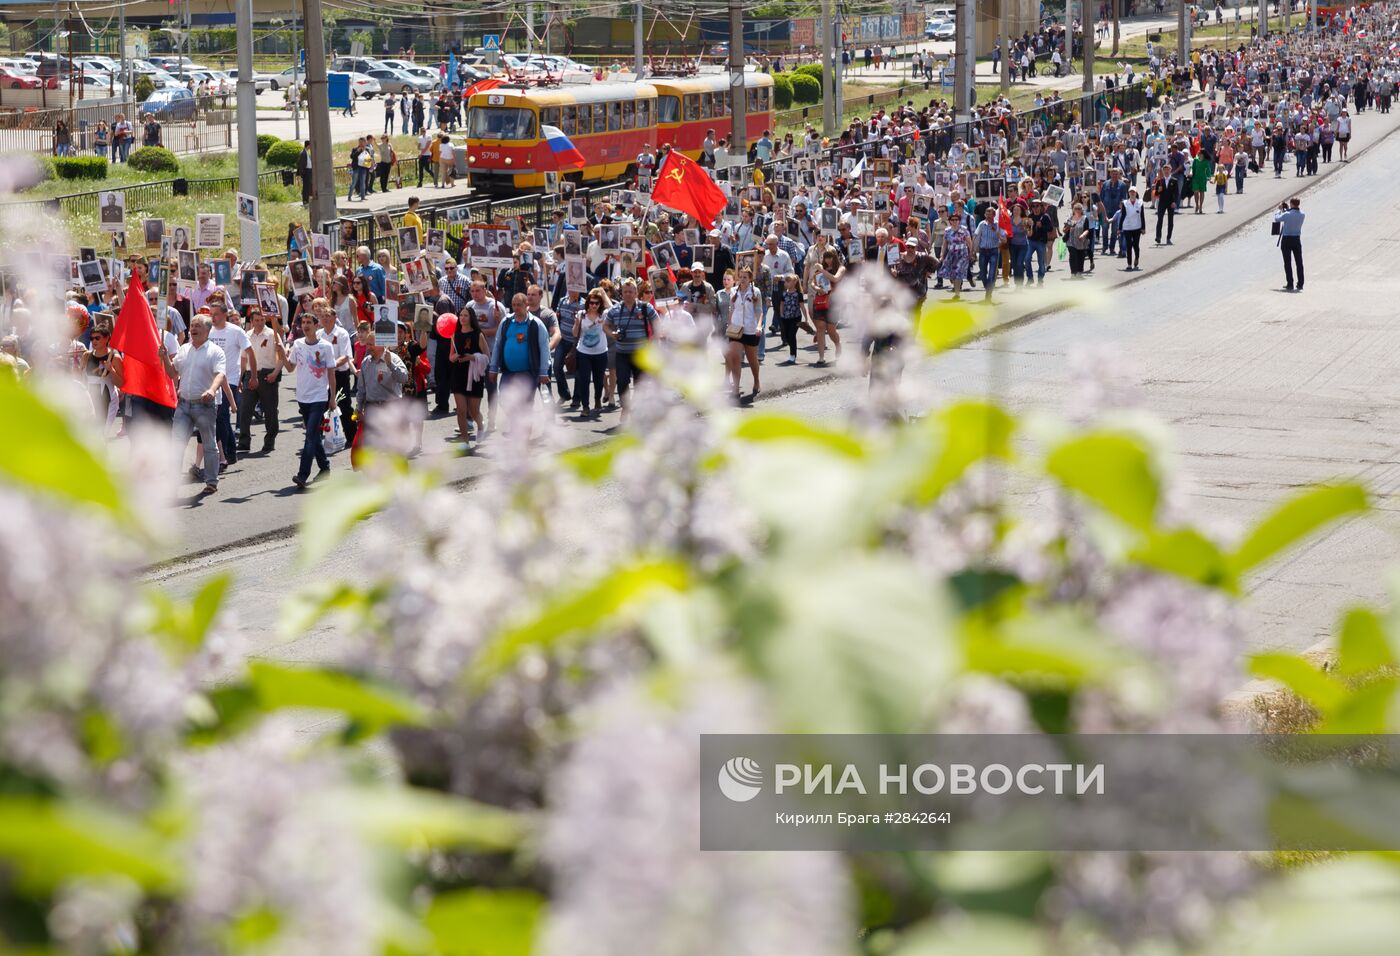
top-left (3, 275), bottom-right (1400, 954)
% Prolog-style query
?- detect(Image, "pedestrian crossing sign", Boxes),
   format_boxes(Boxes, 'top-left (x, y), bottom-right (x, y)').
top-left (483, 35), bottom-right (501, 52)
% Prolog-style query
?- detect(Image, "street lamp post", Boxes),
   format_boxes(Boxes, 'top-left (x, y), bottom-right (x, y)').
top-left (235, 0), bottom-right (260, 260)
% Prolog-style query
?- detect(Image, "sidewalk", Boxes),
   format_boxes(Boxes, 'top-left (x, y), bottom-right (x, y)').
top-left (339, 176), bottom-right (476, 215)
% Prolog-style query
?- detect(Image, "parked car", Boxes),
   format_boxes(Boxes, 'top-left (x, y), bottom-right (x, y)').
top-left (0, 66), bottom-right (42, 89)
top-left (141, 87), bottom-right (197, 121)
top-left (149, 55), bottom-right (202, 73)
top-left (925, 19), bottom-right (956, 39)
top-left (330, 57), bottom-right (388, 76)
top-left (65, 73), bottom-right (126, 96)
top-left (284, 70), bottom-right (381, 99)
top-left (364, 67), bottom-right (433, 94)
top-left (376, 59), bottom-right (419, 73)
top-left (224, 67), bottom-right (277, 92)
top-left (131, 62), bottom-right (186, 90)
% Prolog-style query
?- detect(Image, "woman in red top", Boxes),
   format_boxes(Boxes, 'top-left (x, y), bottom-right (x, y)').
top-left (349, 274), bottom-right (378, 327)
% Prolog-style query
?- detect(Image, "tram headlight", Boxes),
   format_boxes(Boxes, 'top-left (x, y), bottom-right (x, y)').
top-left (504, 157), bottom-right (513, 165)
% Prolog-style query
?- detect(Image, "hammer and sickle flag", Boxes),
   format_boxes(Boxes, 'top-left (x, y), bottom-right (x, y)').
top-left (651, 149), bottom-right (727, 229)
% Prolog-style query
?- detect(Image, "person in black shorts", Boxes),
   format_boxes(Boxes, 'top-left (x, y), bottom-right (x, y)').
top-left (448, 305), bottom-right (487, 446)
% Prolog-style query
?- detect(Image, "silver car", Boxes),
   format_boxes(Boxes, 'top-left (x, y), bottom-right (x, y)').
top-left (364, 67), bottom-right (433, 95)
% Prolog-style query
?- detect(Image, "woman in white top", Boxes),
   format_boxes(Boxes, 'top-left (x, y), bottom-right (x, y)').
top-left (724, 267), bottom-right (763, 400)
top-left (571, 289), bottom-right (612, 417)
top-left (1118, 187), bottom-right (1146, 271)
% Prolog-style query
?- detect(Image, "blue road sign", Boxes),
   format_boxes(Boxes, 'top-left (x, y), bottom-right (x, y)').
top-left (483, 35), bottom-right (501, 52)
top-left (327, 72), bottom-right (349, 110)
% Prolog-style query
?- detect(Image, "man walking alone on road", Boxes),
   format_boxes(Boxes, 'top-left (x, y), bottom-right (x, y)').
top-left (1274, 198), bottom-right (1305, 293)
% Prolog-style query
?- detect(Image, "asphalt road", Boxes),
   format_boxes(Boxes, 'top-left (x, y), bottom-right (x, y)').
top-left (155, 100), bottom-right (1400, 661)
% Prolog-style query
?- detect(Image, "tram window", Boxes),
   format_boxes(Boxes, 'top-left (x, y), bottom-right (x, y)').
top-left (561, 105), bottom-right (577, 135)
top-left (657, 95), bottom-right (678, 124)
top-left (608, 100), bottom-right (621, 131)
top-left (746, 87), bottom-right (757, 112)
top-left (638, 98), bottom-right (651, 126)
top-left (541, 107), bottom-right (561, 130)
top-left (593, 103), bottom-right (606, 133)
top-left (467, 107), bottom-right (537, 141)
top-left (684, 94), bottom-right (701, 121)
top-left (760, 87), bottom-right (770, 111)
top-left (622, 100), bottom-right (635, 129)
top-left (576, 104), bottom-right (591, 135)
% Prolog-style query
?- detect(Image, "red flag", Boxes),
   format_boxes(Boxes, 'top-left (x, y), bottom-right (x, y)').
top-left (109, 276), bottom-right (176, 409)
top-left (463, 76), bottom-right (506, 99)
top-left (650, 149), bottom-right (727, 229)
top-left (997, 197), bottom-right (1013, 239)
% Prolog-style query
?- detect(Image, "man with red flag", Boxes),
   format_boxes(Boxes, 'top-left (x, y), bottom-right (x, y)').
top-left (650, 147), bottom-right (727, 229)
top-left (108, 266), bottom-right (177, 422)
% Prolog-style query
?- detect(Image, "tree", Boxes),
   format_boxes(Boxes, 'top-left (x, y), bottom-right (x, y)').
top-left (377, 17), bottom-right (394, 54)
top-left (1111, 0), bottom-right (1121, 55)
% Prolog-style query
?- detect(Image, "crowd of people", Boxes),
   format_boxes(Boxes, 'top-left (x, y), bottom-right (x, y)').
top-left (1, 6), bottom-right (1393, 500)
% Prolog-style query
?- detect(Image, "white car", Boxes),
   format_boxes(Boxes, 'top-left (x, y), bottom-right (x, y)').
top-left (225, 67), bottom-right (277, 92)
top-left (65, 73), bottom-right (126, 95)
top-left (925, 19), bottom-right (957, 40)
top-left (284, 70), bottom-right (382, 99)
top-left (76, 56), bottom-right (122, 74)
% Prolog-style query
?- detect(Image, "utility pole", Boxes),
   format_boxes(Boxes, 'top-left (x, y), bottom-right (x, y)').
top-left (1260, 0), bottom-right (1268, 39)
top-left (1178, 0), bottom-right (1188, 65)
top-left (1082, 0), bottom-right (1094, 94)
top-left (728, 0), bottom-right (747, 159)
top-left (1309, 0), bottom-right (1317, 31)
top-left (235, 0), bottom-right (260, 260)
top-left (302, 0), bottom-right (337, 230)
top-left (634, 1), bottom-right (644, 75)
top-left (291, 0), bottom-right (300, 141)
top-left (954, 0), bottom-right (973, 125)
top-left (833, 0), bottom-right (844, 128)
top-left (118, 2), bottom-right (126, 110)
top-left (821, 0), bottom-right (835, 134)
top-left (999, 0), bottom-right (1010, 95)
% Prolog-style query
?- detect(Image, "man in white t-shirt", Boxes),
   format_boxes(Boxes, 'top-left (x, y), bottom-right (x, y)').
top-left (281, 313), bottom-right (337, 489)
top-left (205, 299), bottom-right (250, 467)
top-left (316, 302), bottom-right (357, 444)
top-left (162, 314), bottom-right (226, 494)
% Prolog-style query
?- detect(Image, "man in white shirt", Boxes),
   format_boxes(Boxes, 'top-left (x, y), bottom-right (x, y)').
top-left (205, 299), bottom-right (251, 466)
top-left (315, 300), bottom-right (358, 444)
top-left (187, 263), bottom-right (220, 314)
top-left (162, 314), bottom-right (226, 494)
top-left (238, 308), bottom-right (285, 453)
top-left (281, 313), bottom-right (337, 489)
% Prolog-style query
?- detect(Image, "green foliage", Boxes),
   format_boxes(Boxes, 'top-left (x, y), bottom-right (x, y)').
top-left (789, 72), bottom-right (821, 104)
top-left (771, 72), bottom-right (794, 110)
top-left (794, 62), bottom-right (826, 87)
top-left (51, 155), bottom-right (108, 181)
top-left (264, 139), bottom-right (303, 169)
top-left (246, 661), bottom-right (427, 735)
top-left (349, 29), bottom-right (375, 51)
top-left (0, 374), bottom-right (127, 519)
top-left (256, 132), bottom-right (279, 157)
top-left (1045, 431), bottom-right (1160, 531)
top-left (0, 797), bottom-right (181, 893)
top-left (425, 889), bottom-right (543, 956)
top-left (127, 145), bottom-right (179, 174)
top-left (1227, 483), bottom-right (1368, 577)
top-left (134, 74), bottom-right (155, 102)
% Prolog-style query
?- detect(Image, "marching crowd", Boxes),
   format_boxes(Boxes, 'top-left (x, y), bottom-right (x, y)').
top-left (0, 6), bottom-right (1394, 499)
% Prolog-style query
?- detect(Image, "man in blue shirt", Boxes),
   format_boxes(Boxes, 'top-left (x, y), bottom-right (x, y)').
top-left (1273, 198), bottom-right (1305, 292)
top-left (1099, 168), bottom-right (1128, 257)
top-left (355, 246), bottom-right (387, 300)
top-left (488, 292), bottom-right (552, 431)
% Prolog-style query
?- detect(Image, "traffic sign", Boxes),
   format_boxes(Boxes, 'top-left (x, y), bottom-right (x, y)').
top-left (483, 35), bottom-right (501, 52)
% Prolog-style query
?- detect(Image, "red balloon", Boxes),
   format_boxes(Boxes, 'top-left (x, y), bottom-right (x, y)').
top-left (436, 314), bottom-right (457, 338)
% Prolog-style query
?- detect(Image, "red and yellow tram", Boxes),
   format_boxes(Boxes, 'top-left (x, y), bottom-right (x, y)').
top-left (465, 72), bottom-right (774, 190)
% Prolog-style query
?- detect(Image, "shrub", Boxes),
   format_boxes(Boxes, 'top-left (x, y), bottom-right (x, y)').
top-left (789, 73), bottom-right (821, 104)
top-left (51, 155), bottom-right (108, 181)
top-left (794, 63), bottom-right (825, 88)
top-left (771, 72), bottom-right (794, 110)
top-left (256, 133), bottom-right (279, 157)
top-left (134, 74), bottom-right (155, 103)
top-left (264, 139), bottom-right (302, 169)
top-left (127, 146), bottom-right (180, 174)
